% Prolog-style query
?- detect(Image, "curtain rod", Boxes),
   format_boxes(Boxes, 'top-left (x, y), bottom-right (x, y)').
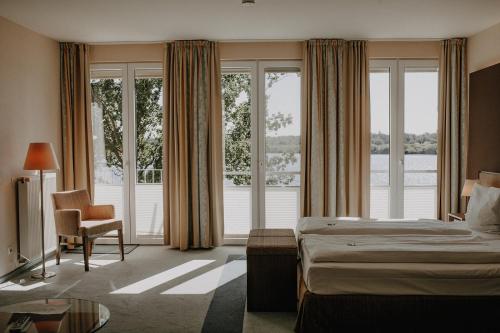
top-left (88, 38), bottom-right (444, 45)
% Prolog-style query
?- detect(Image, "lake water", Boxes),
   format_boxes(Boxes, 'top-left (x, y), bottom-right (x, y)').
top-left (224, 153), bottom-right (437, 187)
top-left (371, 154), bottom-right (437, 186)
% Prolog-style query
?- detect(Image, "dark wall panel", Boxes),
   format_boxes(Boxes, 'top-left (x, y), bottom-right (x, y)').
top-left (467, 63), bottom-right (500, 179)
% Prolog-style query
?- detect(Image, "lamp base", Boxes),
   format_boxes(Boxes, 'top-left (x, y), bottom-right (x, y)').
top-left (31, 271), bottom-right (56, 280)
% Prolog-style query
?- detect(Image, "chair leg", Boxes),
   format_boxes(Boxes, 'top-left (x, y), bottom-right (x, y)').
top-left (56, 235), bottom-right (62, 265)
top-left (82, 236), bottom-right (90, 272)
top-left (118, 229), bottom-right (125, 261)
top-left (89, 240), bottom-right (94, 257)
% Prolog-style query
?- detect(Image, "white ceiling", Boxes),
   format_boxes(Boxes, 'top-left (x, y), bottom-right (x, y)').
top-left (1, 0), bottom-right (500, 42)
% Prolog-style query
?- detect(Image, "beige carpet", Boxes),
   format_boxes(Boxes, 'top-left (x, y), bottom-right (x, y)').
top-left (0, 246), bottom-right (295, 333)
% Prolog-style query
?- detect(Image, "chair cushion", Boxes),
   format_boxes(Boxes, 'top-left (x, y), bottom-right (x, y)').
top-left (79, 219), bottom-right (122, 236)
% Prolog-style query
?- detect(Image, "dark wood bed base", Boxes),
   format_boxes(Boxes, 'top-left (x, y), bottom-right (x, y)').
top-left (295, 272), bottom-right (500, 333)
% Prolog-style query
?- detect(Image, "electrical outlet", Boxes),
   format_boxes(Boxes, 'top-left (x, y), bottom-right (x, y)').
top-left (7, 246), bottom-right (14, 256)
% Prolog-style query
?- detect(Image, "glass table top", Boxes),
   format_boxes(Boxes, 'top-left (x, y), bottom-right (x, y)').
top-left (0, 298), bottom-right (109, 333)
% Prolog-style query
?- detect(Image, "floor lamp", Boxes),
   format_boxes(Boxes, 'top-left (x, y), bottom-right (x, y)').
top-left (24, 142), bottom-right (60, 279)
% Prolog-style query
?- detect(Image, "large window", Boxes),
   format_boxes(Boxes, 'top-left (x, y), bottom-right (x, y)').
top-left (222, 61), bottom-right (301, 239)
top-left (91, 63), bottom-right (164, 244)
top-left (370, 60), bottom-right (438, 219)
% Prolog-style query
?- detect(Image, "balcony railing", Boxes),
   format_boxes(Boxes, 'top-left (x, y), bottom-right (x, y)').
top-left (224, 171), bottom-right (300, 235)
top-left (137, 169), bottom-right (163, 184)
top-left (370, 169), bottom-right (437, 219)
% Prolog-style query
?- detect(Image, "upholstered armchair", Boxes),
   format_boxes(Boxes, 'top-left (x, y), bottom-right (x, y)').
top-left (51, 189), bottom-right (124, 271)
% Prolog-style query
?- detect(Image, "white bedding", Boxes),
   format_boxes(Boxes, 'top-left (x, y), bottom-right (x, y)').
top-left (297, 217), bottom-right (472, 238)
top-left (301, 248), bottom-right (500, 295)
top-left (303, 233), bottom-right (500, 264)
top-left (298, 217), bottom-right (500, 295)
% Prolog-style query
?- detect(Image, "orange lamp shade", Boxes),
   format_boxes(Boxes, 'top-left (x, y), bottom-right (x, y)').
top-left (24, 142), bottom-right (60, 171)
top-left (461, 179), bottom-right (479, 197)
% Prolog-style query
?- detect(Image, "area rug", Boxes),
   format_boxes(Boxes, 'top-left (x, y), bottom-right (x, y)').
top-left (65, 244), bottom-right (139, 254)
top-left (201, 254), bottom-right (247, 333)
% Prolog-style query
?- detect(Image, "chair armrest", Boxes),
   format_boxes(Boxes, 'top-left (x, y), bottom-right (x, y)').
top-left (54, 209), bottom-right (81, 236)
top-left (85, 205), bottom-right (115, 219)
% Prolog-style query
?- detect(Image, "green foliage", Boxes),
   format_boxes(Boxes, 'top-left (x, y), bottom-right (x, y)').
top-left (135, 78), bottom-right (163, 183)
top-left (91, 78), bottom-right (163, 182)
top-left (371, 132), bottom-right (437, 154)
top-left (91, 79), bottom-right (123, 174)
top-left (222, 72), bottom-right (299, 186)
top-left (222, 73), bottom-right (252, 185)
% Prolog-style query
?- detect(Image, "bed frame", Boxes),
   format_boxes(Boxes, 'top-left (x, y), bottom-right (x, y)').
top-left (295, 273), bottom-right (500, 333)
top-left (296, 172), bottom-right (500, 333)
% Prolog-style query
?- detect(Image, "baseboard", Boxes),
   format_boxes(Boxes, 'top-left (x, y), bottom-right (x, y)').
top-left (0, 250), bottom-right (56, 284)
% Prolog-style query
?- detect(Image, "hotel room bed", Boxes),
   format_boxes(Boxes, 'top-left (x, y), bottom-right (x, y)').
top-left (295, 172), bottom-right (500, 332)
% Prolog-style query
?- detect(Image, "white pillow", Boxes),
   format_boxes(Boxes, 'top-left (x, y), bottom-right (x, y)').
top-left (466, 183), bottom-right (500, 232)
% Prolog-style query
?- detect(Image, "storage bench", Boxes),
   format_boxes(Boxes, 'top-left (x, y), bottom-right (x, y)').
top-left (246, 228), bottom-right (297, 312)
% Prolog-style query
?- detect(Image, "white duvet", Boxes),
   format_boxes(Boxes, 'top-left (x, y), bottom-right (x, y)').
top-left (302, 233), bottom-right (500, 264)
top-left (297, 217), bottom-right (473, 238)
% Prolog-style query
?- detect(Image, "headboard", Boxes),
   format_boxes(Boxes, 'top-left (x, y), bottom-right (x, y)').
top-left (467, 63), bottom-right (500, 178)
top-left (479, 171), bottom-right (500, 188)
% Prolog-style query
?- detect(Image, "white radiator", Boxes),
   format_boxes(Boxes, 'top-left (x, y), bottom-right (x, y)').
top-left (17, 173), bottom-right (57, 264)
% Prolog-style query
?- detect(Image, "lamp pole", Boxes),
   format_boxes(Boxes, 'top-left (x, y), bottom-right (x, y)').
top-left (24, 142), bottom-right (59, 279)
top-left (32, 170), bottom-right (55, 279)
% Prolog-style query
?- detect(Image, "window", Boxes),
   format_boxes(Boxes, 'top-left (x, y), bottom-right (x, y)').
top-left (222, 65), bottom-right (255, 236)
top-left (222, 61), bottom-right (301, 239)
top-left (263, 69), bottom-right (301, 228)
top-left (369, 60), bottom-right (438, 219)
top-left (90, 63), bottom-right (164, 244)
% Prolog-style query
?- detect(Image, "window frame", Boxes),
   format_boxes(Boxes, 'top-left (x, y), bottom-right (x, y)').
top-left (90, 62), bottom-right (164, 245)
top-left (221, 60), bottom-right (302, 243)
top-left (369, 59), bottom-right (439, 219)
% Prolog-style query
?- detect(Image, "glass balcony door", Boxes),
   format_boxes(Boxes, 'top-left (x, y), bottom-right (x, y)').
top-left (91, 64), bottom-right (130, 242)
top-left (222, 61), bottom-right (302, 240)
top-left (369, 60), bottom-right (438, 219)
top-left (222, 62), bottom-right (258, 239)
top-left (90, 63), bottom-right (164, 244)
top-left (128, 64), bottom-right (164, 243)
top-left (259, 63), bottom-right (301, 229)
top-left (401, 62), bottom-right (438, 219)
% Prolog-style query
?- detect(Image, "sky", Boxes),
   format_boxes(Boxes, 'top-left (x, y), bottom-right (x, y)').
top-left (230, 69), bottom-right (437, 137)
top-left (370, 71), bottom-right (438, 135)
top-left (266, 72), bottom-right (301, 136)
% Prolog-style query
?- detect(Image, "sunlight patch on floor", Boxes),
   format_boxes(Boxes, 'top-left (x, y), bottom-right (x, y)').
top-left (74, 259), bottom-right (121, 268)
top-left (31, 259), bottom-right (72, 271)
top-left (162, 259), bottom-right (246, 295)
top-left (0, 281), bottom-right (50, 292)
top-left (111, 260), bottom-right (215, 295)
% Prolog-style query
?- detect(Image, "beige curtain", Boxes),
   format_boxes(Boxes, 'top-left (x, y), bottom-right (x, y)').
top-left (163, 40), bottom-right (224, 250)
top-left (437, 38), bottom-right (468, 220)
top-left (301, 39), bottom-right (370, 218)
top-left (60, 43), bottom-right (94, 199)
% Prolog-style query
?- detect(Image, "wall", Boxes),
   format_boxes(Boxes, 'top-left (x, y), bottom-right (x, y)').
top-left (367, 41), bottom-right (440, 59)
top-left (467, 22), bottom-right (500, 178)
top-left (90, 43), bottom-right (163, 63)
top-left (89, 41), bottom-right (303, 63)
top-left (467, 63), bottom-right (500, 178)
top-left (90, 40), bottom-right (441, 64)
top-left (0, 17), bottom-right (61, 277)
top-left (468, 21), bottom-right (500, 73)
top-left (220, 41), bottom-right (302, 60)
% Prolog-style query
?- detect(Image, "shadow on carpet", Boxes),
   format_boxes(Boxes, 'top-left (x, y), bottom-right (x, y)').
top-left (65, 244), bottom-right (139, 254)
top-left (202, 254), bottom-right (247, 333)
